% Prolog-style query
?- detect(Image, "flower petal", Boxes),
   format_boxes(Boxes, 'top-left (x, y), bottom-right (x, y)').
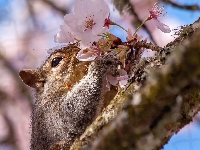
top-left (92, 12), bottom-right (108, 35)
top-left (64, 13), bottom-right (84, 33)
top-left (76, 48), bottom-right (97, 61)
top-left (74, 0), bottom-right (91, 17)
top-left (96, 0), bottom-right (110, 16)
top-left (54, 25), bottom-right (75, 43)
top-left (117, 69), bottom-right (128, 88)
top-left (103, 75), bottom-right (111, 92)
top-left (117, 75), bottom-right (128, 81)
top-left (153, 18), bottom-right (171, 33)
top-left (78, 31), bottom-right (100, 46)
top-left (118, 69), bottom-right (127, 76)
top-left (106, 74), bottom-right (118, 86)
top-left (126, 28), bottom-right (133, 41)
top-left (119, 79), bottom-right (128, 88)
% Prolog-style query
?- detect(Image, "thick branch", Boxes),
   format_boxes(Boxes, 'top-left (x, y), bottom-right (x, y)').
top-left (71, 20), bottom-right (200, 149)
top-left (90, 27), bottom-right (200, 150)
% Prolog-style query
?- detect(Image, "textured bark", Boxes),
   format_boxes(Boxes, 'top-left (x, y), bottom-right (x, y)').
top-left (70, 18), bottom-right (200, 150)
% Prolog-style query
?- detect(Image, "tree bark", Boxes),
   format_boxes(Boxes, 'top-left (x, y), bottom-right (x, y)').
top-left (70, 18), bottom-right (200, 150)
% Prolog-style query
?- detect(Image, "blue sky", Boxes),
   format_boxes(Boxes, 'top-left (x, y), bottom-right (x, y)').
top-left (0, 0), bottom-right (9, 7)
top-left (165, 3), bottom-right (200, 25)
top-left (0, 0), bottom-right (11, 24)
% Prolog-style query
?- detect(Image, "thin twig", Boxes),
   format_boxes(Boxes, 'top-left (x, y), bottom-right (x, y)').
top-left (113, 0), bottom-right (157, 44)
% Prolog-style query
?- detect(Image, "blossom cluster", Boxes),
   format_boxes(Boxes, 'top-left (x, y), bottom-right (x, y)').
top-left (54, 0), bottom-right (171, 89)
top-left (55, 0), bottom-right (110, 61)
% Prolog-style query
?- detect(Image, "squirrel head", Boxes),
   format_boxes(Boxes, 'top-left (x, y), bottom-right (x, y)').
top-left (19, 45), bottom-right (120, 150)
top-left (19, 44), bottom-right (119, 106)
top-left (19, 44), bottom-right (90, 96)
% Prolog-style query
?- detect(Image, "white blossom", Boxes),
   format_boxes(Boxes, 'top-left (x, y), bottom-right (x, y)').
top-left (148, 3), bottom-right (171, 33)
top-left (55, 0), bottom-right (110, 47)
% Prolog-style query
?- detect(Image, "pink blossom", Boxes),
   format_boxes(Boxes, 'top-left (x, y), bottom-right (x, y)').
top-left (76, 45), bottom-right (100, 61)
top-left (102, 73), bottom-right (117, 93)
top-left (105, 69), bottom-right (128, 89)
top-left (64, 0), bottom-right (110, 46)
top-left (106, 74), bottom-right (118, 86)
top-left (148, 3), bottom-right (171, 33)
top-left (104, 73), bottom-right (117, 92)
top-left (126, 28), bottom-right (133, 41)
top-left (117, 69), bottom-right (128, 88)
top-left (152, 19), bottom-right (171, 33)
top-left (126, 29), bottom-right (143, 41)
top-left (54, 25), bottom-right (75, 43)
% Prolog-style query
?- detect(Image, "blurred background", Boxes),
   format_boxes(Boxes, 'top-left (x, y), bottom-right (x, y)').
top-left (0, 0), bottom-right (200, 149)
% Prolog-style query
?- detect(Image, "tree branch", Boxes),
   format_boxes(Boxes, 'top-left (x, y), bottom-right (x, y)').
top-left (90, 24), bottom-right (200, 150)
top-left (69, 17), bottom-right (200, 150)
top-left (32, 0), bottom-right (68, 16)
top-left (0, 49), bottom-right (33, 107)
top-left (162, 0), bottom-right (200, 11)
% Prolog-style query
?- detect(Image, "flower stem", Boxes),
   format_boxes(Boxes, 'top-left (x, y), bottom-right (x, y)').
top-left (133, 17), bottom-right (150, 36)
top-left (111, 22), bottom-right (128, 32)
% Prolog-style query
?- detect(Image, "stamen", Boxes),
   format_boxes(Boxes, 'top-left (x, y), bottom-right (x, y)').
top-left (84, 18), bottom-right (96, 31)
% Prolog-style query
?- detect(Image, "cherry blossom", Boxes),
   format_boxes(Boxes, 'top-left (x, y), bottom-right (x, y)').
top-left (52, 0), bottom-right (173, 91)
top-left (117, 69), bottom-right (128, 88)
top-left (64, 0), bottom-right (110, 46)
top-left (105, 69), bottom-right (128, 89)
top-left (126, 28), bottom-right (144, 41)
top-left (104, 73), bottom-right (117, 92)
top-left (102, 72), bottom-right (116, 93)
top-left (126, 28), bottom-right (133, 41)
top-left (76, 45), bottom-right (100, 61)
top-left (148, 3), bottom-right (171, 33)
top-left (106, 74), bottom-right (118, 86)
top-left (54, 25), bottom-right (75, 43)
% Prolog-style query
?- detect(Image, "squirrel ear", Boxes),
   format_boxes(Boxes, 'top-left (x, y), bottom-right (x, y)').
top-left (19, 69), bottom-right (45, 88)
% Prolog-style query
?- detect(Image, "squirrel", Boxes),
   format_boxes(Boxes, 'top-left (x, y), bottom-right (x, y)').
top-left (19, 44), bottom-right (120, 150)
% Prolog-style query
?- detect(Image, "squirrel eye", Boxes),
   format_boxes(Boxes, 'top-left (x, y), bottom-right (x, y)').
top-left (51, 57), bottom-right (63, 67)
